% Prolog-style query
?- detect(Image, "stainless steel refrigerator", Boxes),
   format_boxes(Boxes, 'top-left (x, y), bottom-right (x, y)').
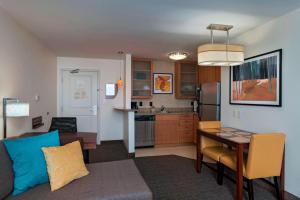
top-left (197, 82), bottom-right (221, 121)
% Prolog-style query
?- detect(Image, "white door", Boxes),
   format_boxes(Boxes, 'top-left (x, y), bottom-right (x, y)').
top-left (61, 70), bottom-right (98, 133)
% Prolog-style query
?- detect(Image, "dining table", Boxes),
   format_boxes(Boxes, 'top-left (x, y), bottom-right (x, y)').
top-left (195, 127), bottom-right (285, 200)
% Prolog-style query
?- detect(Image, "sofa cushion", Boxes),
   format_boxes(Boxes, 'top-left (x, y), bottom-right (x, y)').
top-left (5, 159), bottom-right (152, 200)
top-left (3, 131), bottom-right (60, 195)
top-left (0, 141), bottom-right (14, 199)
top-left (42, 141), bottom-right (89, 191)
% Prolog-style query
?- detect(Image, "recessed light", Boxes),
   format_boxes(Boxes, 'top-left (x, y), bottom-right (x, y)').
top-left (168, 51), bottom-right (188, 61)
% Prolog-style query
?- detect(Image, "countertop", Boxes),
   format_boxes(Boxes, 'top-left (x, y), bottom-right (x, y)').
top-left (114, 107), bottom-right (137, 112)
top-left (114, 107), bottom-right (196, 115)
top-left (135, 111), bottom-right (196, 116)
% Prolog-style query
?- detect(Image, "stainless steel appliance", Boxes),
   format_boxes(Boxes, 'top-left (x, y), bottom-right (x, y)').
top-left (197, 82), bottom-right (221, 121)
top-left (135, 115), bottom-right (155, 147)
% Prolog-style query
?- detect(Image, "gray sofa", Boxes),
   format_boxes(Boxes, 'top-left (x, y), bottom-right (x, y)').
top-left (0, 141), bottom-right (153, 200)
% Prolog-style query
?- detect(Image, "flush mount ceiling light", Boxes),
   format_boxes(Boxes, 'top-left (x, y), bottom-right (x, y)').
top-left (168, 51), bottom-right (188, 61)
top-left (198, 24), bottom-right (244, 66)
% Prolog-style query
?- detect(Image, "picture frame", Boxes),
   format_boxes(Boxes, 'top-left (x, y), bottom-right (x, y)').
top-left (230, 49), bottom-right (282, 107)
top-left (153, 73), bottom-right (173, 94)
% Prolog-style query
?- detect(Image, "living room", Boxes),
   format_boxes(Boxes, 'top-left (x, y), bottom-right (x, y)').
top-left (1, 1), bottom-right (300, 200)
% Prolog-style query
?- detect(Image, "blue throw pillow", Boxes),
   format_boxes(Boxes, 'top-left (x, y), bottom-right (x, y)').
top-left (3, 130), bottom-right (60, 196)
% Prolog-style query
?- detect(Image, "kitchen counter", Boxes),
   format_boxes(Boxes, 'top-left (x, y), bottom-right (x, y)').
top-left (135, 111), bottom-right (196, 116)
top-left (114, 107), bottom-right (137, 112)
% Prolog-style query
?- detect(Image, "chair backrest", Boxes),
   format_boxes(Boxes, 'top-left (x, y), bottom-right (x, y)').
top-left (198, 121), bottom-right (222, 149)
top-left (198, 121), bottom-right (221, 130)
top-left (49, 117), bottom-right (77, 133)
top-left (246, 133), bottom-right (285, 179)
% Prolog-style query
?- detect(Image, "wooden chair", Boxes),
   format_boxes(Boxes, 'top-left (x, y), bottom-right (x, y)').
top-left (219, 133), bottom-right (285, 200)
top-left (198, 121), bottom-right (231, 183)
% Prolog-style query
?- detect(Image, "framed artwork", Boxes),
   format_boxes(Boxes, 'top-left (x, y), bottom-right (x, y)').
top-left (153, 73), bottom-right (173, 94)
top-left (230, 49), bottom-right (282, 107)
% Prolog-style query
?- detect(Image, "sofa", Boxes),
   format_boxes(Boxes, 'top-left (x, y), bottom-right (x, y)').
top-left (0, 141), bottom-right (153, 200)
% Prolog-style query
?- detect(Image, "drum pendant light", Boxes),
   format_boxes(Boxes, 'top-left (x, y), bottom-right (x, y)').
top-left (198, 24), bottom-right (244, 66)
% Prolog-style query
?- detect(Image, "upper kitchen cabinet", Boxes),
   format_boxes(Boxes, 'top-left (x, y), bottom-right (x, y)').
top-left (198, 66), bottom-right (221, 84)
top-left (175, 62), bottom-right (198, 99)
top-left (132, 58), bottom-right (153, 99)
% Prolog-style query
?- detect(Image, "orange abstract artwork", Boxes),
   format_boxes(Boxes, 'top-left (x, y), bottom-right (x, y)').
top-left (232, 78), bottom-right (277, 101)
top-left (230, 49), bottom-right (281, 106)
top-left (153, 73), bottom-right (173, 94)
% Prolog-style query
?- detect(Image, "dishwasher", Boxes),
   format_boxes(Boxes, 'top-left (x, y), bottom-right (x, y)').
top-left (135, 115), bottom-right (155, 148)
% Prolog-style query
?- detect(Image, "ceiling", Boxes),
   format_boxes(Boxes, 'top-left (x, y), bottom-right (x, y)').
top-left (1, 0), bottom-right (300, 60)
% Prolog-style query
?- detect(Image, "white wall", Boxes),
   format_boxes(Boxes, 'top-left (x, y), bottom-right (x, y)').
top-left (122, 54), bottom-right (135, 153)
top-left (57, 57), bottom-right (125, 143)
top-left (221, 8), bottom-right (300, 197)
top-left (137, 60), bottom-right (192, 108)
top-left (0, 7), bottom-right (57, 138)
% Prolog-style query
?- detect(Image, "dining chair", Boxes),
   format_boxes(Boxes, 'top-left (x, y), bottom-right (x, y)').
top-left (198, 121), bottom-right (231, 183)
top-left (219, 133), bottom-right (285, 200)
top-left (49, 117), bottom-right (77, 133)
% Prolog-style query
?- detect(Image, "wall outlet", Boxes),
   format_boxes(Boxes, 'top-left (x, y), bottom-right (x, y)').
top-left (232, 110), bottom-right (236, 118)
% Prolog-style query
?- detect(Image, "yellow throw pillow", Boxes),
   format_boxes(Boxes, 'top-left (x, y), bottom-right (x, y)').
top-left (42, 141), bottom-right (89, 191)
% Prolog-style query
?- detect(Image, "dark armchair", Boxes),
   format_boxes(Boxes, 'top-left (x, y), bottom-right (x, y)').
top-left (49, 117), bottom-right (77, 133)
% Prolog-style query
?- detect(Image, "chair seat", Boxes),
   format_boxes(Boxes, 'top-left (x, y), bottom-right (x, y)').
top-left (202, 146), bottom-right (233, 162)
top-left (220, 152), bottom-right (247, 176)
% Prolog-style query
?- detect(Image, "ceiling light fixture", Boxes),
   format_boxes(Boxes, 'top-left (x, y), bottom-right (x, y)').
top-left (168, 51), bottom-right (188, 61)
top-left (198, 24), bottom-right (244, 66)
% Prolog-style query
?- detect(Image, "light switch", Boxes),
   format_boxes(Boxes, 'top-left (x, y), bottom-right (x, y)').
top-left (34, 95), bottom-right (40, 102)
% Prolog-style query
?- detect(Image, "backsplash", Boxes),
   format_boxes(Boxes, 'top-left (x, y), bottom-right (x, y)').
top-left (133, 60), bottom-right (193, 109)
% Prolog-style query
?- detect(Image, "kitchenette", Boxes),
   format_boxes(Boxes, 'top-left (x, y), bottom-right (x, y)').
top-left (131, 59), bottom-right (221, 151)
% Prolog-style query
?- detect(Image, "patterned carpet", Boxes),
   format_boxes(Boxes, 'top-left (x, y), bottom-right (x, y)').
top-left (134, 155), bottom-right (282, 200)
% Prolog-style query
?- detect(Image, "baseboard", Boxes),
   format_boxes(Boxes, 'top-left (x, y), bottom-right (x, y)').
top-left (128, 153), bottom-right (135, 158)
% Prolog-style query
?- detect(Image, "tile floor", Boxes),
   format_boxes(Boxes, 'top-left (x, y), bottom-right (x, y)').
top-left (135, 144), bottom-right (215, 163)
top-left (135, 144), bottom-right (196, 159)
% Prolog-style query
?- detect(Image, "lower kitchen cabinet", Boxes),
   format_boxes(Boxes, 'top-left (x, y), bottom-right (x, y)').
top-left (155, 118), bottom-right (179, 145)
top-left (155, 114), bottom-right (195, 146)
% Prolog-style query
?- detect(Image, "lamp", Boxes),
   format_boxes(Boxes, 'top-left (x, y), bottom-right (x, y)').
top-left (198, 24), bottom-right (244, 66)
top-left (3, 98), bottom-right (30, 139)
top-left (168, 51), bottom-right (188, 61)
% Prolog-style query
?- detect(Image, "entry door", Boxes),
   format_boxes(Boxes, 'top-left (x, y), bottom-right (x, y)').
top-left (61, 70), bottom-right (98, 133)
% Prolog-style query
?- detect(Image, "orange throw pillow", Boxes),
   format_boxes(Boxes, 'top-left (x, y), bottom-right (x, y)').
top-left (42, 141), bottom-right (89, 191)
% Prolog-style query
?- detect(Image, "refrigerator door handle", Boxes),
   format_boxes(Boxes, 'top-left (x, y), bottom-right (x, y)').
top-left (199, 105), bottom-right (203, 119)
top-left (199, 90), bottom-right (203, 104)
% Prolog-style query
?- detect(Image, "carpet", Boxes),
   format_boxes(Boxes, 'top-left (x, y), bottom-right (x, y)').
top-left (89, 140), bottom-right (128, 163)
top-left (134, 155), bottom-right (283, 200)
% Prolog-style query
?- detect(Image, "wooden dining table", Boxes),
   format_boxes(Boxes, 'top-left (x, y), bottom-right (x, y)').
top-left (196, 127), bottom-right (285, 200)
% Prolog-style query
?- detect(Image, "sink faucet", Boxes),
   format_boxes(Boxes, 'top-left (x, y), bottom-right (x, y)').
top-left (160, 105), bottom-right (166, 112)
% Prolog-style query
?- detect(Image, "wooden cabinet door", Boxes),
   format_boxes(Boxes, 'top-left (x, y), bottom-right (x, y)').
top-left (155, 118), bottom-right (179, 145)
top-left (132, 58), bottom-right (153, 99)
top-left (177, 114), bottom-right (194, 143)
top-left (198, 66), bottom-right (221, 84)
top-left (175, 62), bottom-right (198, 99)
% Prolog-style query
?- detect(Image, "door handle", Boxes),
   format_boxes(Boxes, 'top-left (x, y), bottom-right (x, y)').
top-left (90, 105), bottom-right (97, 115)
